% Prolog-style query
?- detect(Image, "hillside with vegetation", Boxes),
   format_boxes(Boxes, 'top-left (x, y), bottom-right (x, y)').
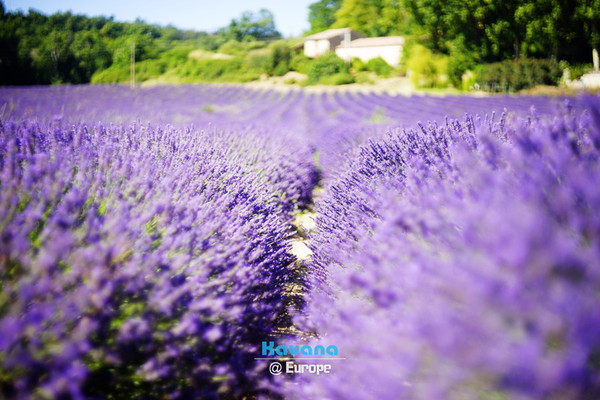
top-left (1, 0), bottom-right (599, 91)
top-left (0, 2), bottom-right (285, 85)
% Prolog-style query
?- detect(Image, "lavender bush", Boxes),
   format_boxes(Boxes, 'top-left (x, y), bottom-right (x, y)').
top-left (287, 96), bottom-right (600, 399)
top-left (0, 119), bottom-right (316, 399)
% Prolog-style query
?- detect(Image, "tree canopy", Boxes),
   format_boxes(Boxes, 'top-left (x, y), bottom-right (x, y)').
top-left (308, 0), bottom-right (342, 33)
top-left (305, 0), bottom-right (422, 38)
top-left (0, 3), bottom-right (283, 85)
top-left (220, 9), bottom-right (281, 41)
top-left (308, 0), bottom-right (600, 64)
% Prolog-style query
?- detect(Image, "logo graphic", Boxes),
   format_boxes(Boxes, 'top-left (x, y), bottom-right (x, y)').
top-left (261, 341), bottom-right (339, 356)
top-left (257, 341), bottom-right (344, 375)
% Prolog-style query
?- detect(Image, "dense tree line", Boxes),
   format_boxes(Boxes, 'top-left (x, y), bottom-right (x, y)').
top-left (308, 0), bottom-right (410, 37)
top-left (308, 0), bottom-right (600, 65)
top-left (3, 0), bottom-right (598, 87)
top-left (217, 9), bottom-right (281, 42)
top-left (308, 0), bottom-right (342, 33)
top-left (0, 2), bottom-right (281, 85)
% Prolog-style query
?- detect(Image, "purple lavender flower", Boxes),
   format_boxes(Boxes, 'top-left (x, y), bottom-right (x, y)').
top-left (288, 95), bottom-right (600, 400)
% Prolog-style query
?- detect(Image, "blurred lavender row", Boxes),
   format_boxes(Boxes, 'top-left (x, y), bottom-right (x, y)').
top-left (286, 96), bottom-right (600, 399)
top-left (0, 84), bottom-right (584, 172)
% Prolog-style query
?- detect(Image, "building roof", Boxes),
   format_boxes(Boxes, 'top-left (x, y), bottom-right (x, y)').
top-left (338, 36), bottom-right (405, 48)
top-left (304, 28), bottom-right (355, 41)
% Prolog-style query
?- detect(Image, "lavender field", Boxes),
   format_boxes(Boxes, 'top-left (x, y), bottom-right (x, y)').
top-left (1, 84), bottom-right (599, 399)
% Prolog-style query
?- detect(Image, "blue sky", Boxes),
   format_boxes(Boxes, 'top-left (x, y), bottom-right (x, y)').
top-left (5, 0), bottom-right (314, 37)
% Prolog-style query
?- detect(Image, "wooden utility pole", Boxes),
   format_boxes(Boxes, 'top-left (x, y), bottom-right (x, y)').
top-left (130, 41), bottom-right (135, 89)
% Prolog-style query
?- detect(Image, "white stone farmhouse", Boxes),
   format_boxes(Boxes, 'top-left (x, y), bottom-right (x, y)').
top-left (335, 36), bottom-right (405, 68)
top-left (301, 28), bottom-right (405, 68)
top-left (303, 28), bottom-right (364, 58)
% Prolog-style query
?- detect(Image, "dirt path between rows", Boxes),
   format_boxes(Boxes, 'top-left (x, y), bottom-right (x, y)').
top-left (273, 185), bottom-right (322, 339)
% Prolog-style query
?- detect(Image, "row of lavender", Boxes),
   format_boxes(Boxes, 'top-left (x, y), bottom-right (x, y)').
top-left (286, 97), bottom-right (600, 399)
top-left (0, 84), bottom-right (572, 131)
top-left (1, 84), bottom-right (580, 176)
top-left (0, 118), bottom-right (317, 399)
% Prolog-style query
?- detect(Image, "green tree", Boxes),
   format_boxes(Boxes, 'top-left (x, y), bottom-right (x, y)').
top-left (377, 0), bottom-right (411, 36)
top-left (306, 52), bottom-right (352, 83)
top-left (447, 35), bottom-right (478, 87)
top-left (308, 0), bottom-right (342, 33)
top-left (575, 0), bottom-right (600, 70)
top-left (485, 0), bottom-right (528, 59)
top-left (0, 9), bottom-right (34, 84)
top-left (402, 0), bottom-right (450, 51)
top-left (334, 0), bottom-right (409, 37)
top-left (223, 9), bottom-right (281, 41)
top-left (33, 30), bottom-right (73, 83)
top-left (72, 30), bottom-right (111, 82)
top-left (266, 41), bottom-right (291, 76)
top-left (401, 0), bottom-right (592, 63)
top-left (0, 5), bottom-right (220, 85)
top-left (334, 0), bottom-right (378, 35)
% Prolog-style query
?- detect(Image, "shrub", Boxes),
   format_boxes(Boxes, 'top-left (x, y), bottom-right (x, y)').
top-left (563, 62), bottom-right (594, 81)
top-left (91, 64), bottom-right (129, 83)
top-left (477, 58), bottom-right (562, 92)
top-left (319, 72), bottom-right (355, 85)
top-left (171, 58), bottom-right (260, 83)
top-left (164, 46), bottom-right (193, 69)
top-left (289, 53), bottom-right (312, 74)
top-left (351, 58), bottom-right (367, 72)
top-left (266, 41), bottom-right (291, 77)
top-left (243, 48), bottom-right (271, 72)
top-left (461, 69), bottom-right (478, 91)
top-left (306, 52), bottom-right (350, 84)
top-left (447, 36), bottom-right (478, 88)
top-left (406, 44), bottom-right (449, 88)
top-left (365, 57), bottom-right (393, 77)
top-left (355, 72), bottom-right (374, 84)
top-left (218, 40), bottom-right (246, 55)
top-left (272, 62), bottom-right (289, 77)
top-left (135, 59), bottom-right (168, 81)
